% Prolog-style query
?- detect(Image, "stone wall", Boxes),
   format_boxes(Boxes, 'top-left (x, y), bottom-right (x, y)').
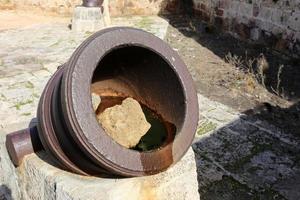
top-left (109, 0), bottom-right (181, 16)
top-left (0, 0), bottom-right (181, 16)
top-left (192, 0), bottom-right (300, 57)
top-left (0, 0), bottom-right (81, 14)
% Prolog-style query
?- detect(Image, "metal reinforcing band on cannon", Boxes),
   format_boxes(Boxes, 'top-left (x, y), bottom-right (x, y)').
top-left (6, 27), bottom-right (199, 177)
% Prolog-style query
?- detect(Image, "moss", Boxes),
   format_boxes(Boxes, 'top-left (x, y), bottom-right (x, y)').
top-left (200, 175), bottom-right (286, 200)
top-left (8, 81), bottom-right (34, 90)
top-left (0, 94), bottom-right (7, 101)
top-left (32, 93), bottom-right (40, 98)
top-left (50, 39), bottom-right (63, 47)
top-left (15, 56), bottom-right (36, 65)
top-left (197, 120), bottom-right (217, 135)
top-left (13, 99), bottom-right (33, 110)
top-left (21, 112), bottom-right (31, 116)
top-left (136, 17), bottom-right (153, 29)
top-left (225, 143), bottom-right (272, 171)
top-left (200, 175), bottom-right (256, 200)
top-left (25, 81), bottom-right (34, 89)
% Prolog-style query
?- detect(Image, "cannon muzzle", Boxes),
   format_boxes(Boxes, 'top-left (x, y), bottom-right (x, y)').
top-left (6, 27), bottom-right (198, 177)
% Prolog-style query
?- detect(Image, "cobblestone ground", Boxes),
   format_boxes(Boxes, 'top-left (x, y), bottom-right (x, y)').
top-left (0, 15), bottom-right (300, 200)
top-left (195, 94), bottom-right (300, 200)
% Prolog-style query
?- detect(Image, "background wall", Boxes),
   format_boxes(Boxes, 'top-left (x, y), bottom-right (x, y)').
top-left (0, 0), bottom-right (80, 14)
top-left (192, 0), bottom-right (300, 57)
top-left (1, 0), bottom-right (298, 56)
top-left (109, 0), bottom-right (181, 16)
top-left (0, 0), bottom-right (181, 16)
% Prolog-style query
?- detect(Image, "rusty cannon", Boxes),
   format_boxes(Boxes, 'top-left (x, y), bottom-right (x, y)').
top-left (82, 0), bottom-right (103, 7)
top-left (5, 27), bottom-right (199, 177)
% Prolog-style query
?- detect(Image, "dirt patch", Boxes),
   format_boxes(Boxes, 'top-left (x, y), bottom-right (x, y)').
top-left (164, 15), bottom-right (300, 136)
top-left (0, 10), bottom-right (69, 31)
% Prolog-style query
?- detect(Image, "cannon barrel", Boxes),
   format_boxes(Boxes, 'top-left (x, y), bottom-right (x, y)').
top-left (82, 0), bottom-right (103, 7)
top-left (6, 27), bottom-right (199, 177)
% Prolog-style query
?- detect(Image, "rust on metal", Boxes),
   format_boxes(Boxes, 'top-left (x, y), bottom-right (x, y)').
top-left (6, 126), bottom-right (42, 166)
top-left (6, 27), bottom-right (199, 177)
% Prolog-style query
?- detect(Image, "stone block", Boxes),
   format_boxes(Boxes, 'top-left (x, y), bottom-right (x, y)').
top-left (215, 8), bottom-right (224, 16)
top-left (238, 2), bottom-right (253, 17)
top-left (252, 3), bottom-right (260, 17)
top-left (287, 11), bottom-right (300, 31)
top-left (271, 9), bottom-right (283, 25)
top-left (72, 6), bottom-right (106, 32)
top-left (257, 7), bottom-right (273, 21)
top-left (218, 0), bottom-right (230, 9)
top-left (0, 122), bottom-right (200, 200)
top-left (229, 1), bottom-right (239, 13)
top-left (250, 27), bottom-right (261, 40)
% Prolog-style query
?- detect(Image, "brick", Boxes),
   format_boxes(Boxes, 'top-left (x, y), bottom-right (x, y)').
top-left (203, 11), bottom-right (211, 22)
top-left (258, 7), bottom-right (273, 21)
top-left (260, 0), bottom-right (274, 7)
top-left (282, 29), bottom-right (295, 40)
top-left (222, 17), bottom-right (230, 31)
top-left (216, 8), bottom-right (224, 16)
top-left (165, 0), bottom-right (180, 13)
top-left (238, 2), bottom-right (253, 17)
top-left (253, 3), bottom-right (260, 17)
top-left (271, 9), bottom-right (283, 24)
top-left (248, 18), bottom-right (256, 28)
top-left (295, 32), bottom-right (300, 40)
top-left (235, 23), bottom-right (251, 39)
top-left (218, 0), bottom-right (230, 9)
top-left (280, 10), bottom-right (291, 25)
top-left (193, 8), bottom-right (202, 18)
top-left (271, 24), bottom-right (284, 35)
top-left (274, 38), bottom-right (289, 51)
top-left (250, 27), bottom-right (261, 40)
top-left (230, 1), bottom-right (239, 10)
top-left (214, 16), bottom-right (224, 29)
top-left (287, 11), bottom-right (300, 31)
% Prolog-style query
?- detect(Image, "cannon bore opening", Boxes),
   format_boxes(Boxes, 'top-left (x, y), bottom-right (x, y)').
top-left (90, 45), bottom-right (185, 152)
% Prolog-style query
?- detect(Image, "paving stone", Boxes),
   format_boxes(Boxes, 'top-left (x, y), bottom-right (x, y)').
top-left (72, 6), bottom-right (105, 32)
top-left (0, 16), bottom-right (169, 129)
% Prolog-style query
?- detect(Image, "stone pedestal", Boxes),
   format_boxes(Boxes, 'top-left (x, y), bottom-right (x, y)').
top-left (0, 122), bottom-right (200, 200)
top-left (72, 6), bottom-right (107, 32)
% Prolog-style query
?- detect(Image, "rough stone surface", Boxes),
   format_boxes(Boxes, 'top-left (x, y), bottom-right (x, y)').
top-left (0, 123), bottom-right (199, 200)
top-left (109, 0), bottom-right (181, 16)
top-left (91, 93), bottom-right (101, 111)
top-left (0, 0), bottom-right (81, 15)
top-left (98, 98), bottom-right (151, 148)
top-left (0, 0), bottom-right (180, 16)
top-left (192, 0), bottom-right (300, 58)
top-left (194, 93), bottom-right (300, 199)
top-left (72, 6), bottom-right (106, 32)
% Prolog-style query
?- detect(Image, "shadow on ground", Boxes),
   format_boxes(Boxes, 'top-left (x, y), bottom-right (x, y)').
top-left (156, 2), bottom-right (300, 199)
top-left (159, 1), bottom-right (300, 101)
top-left (193, 101), bottom-right (300, 200)
top-left (0, 185), bottom-right (13, 200)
